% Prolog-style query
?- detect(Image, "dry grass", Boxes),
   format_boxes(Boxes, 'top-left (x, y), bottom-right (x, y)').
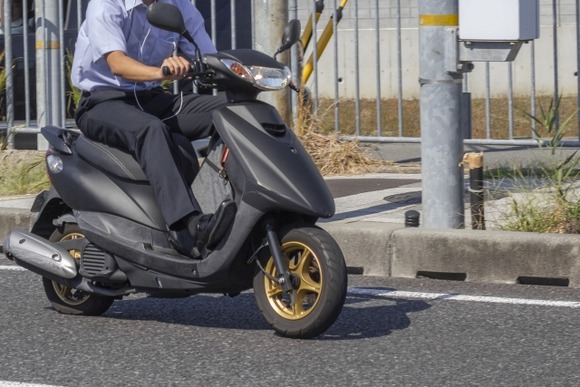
top-left (297, 95), bottom-right (579, 176)
top-left (315, 95), bottom-right (579, 139)
top-left (298, 94), bottom-right (579, 176)
top-left (299, 130), bottom-right (394, 175)
top-left (297, 97), bottom-right (394, 175)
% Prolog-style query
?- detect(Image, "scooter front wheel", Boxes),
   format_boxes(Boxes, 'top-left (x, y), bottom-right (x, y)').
top-left (253, 225), bottom-right (347, 339)
top-left (42, 223), bottom-right (114, 316)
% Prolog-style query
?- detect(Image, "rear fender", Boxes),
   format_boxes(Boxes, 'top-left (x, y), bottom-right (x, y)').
top-left (30, 189), bottom-right (72, 238)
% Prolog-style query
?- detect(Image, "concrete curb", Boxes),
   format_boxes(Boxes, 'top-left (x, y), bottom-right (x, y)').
top-left (2, 209), bottom-right (579, 288)
top-left (321, 222), bottom-right (580, 288)
top-left (0, 209), bottom-right (35, 252)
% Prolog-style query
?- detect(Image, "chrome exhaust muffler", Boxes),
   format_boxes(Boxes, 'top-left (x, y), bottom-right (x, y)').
top-left (3, 229), bottom-right (78, 280)
top-left (4, 230), bottom-right (133, 298)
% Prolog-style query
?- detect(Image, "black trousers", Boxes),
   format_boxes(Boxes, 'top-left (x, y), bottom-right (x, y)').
top-left (74, 87), bottom-right (227, 229)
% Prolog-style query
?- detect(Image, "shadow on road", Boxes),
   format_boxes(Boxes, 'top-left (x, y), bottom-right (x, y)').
top-left (95, 288), bottom-right (431, 340)
top-left (319, 288), bottom-right (431, 340)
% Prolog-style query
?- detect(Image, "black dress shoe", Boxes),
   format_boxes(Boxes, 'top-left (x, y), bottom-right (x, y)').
top-left (190, 200), bottom-right (236, 254)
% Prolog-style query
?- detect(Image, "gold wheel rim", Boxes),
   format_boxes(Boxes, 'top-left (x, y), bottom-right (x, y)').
top-left (263, 241), bottom-right (322, 320)
top-left (52, 232), bottom-right (89, 305)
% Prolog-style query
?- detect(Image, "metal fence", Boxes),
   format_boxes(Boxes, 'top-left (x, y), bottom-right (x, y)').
top-left (2, 0), bottom-right (580, 147)
top-left (296, 0), bottom-right (580, 145)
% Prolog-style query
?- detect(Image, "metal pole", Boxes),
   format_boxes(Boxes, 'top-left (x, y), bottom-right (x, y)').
top-left (374, 0), bottom-right (382, 137)
top-left (3, 0), bottom-right (14, 148)
top-left (552, 0), bottom-right (560, 128)
top-left (353, 0), bottom-right (360, 136)
top-left (252, 0), bottom-right (290, 124)
top-left (310, 0), bottom-right (319, 114)
top-left (23, 0), bottom-right (31, 127)
top-left (35, 0), bottom-right (63, 149)
top-left (333, 0), bottom-right (340, 133)
top-left (396, 0), bottom-right (404, 137)
top-left (58, 0), bottom-right (66, 127)
top-left (289, 0), bottom-right (298, 126)
top-left (531, 40), bottom-right (537, 137)
top-left (485, 62), bottom-right (491, 139)
top-left (508, 62), bottom-right (514, 139)
top-left (419, 0), bottom-right (464, 229)
top-left (576, 0), bottom-right (580, 139)
top-left (210, 0), bottom-right (216, 47)
top-left (230, 0), bottom-right (237, 49)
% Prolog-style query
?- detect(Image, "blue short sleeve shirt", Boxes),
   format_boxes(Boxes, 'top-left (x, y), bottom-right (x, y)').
top-left (71, 0), bottom-right (216, 92)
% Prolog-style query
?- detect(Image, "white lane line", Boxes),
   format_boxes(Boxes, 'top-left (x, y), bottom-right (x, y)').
top-left (2, 266), bottom-right (577, 308)
top-left (0, 265), bottom-right (25, 271)
top-left (0, 382), bottom-right (61, 387)
top-left (348, 288), bottom-right (580, 308)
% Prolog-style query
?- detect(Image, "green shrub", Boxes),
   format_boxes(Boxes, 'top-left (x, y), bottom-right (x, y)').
top-left (497, 96), bottom-right (580, 234)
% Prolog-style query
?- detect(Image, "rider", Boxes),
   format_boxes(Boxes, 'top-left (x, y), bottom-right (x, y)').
top-left (71, 0), bottom-right (235, 256)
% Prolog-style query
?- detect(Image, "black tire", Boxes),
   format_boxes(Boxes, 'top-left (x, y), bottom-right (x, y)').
top-left (42, 222), bottom-right (114, 316)
top-left (253, 225), bottom-right (347, 339)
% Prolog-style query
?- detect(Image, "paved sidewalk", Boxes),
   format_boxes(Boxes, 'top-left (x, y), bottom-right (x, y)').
top-left (2, 143), bottom-right (580, 288)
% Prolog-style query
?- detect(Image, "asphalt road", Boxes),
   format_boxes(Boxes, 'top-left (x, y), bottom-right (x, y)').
top-left (1, 255), bottom-right (579, 387)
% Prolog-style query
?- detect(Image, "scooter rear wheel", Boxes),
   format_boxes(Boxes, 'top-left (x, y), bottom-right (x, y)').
top-left (42, 223), bottom-right (114, 316)
top-left (253, 225), bottom-right (347, 339)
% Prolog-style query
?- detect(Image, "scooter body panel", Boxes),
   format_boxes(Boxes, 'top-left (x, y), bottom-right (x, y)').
top-left (48, 148), bottom-right (166, 230)
top-left (212, 102), bottom-right (335, 218)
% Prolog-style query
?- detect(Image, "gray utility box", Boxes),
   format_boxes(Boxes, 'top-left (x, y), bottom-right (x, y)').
top-left (459, 0), bottom-right (540, 42)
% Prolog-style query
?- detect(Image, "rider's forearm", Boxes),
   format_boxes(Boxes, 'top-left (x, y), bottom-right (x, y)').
top-left (105, 51), bottom-right (165, 82)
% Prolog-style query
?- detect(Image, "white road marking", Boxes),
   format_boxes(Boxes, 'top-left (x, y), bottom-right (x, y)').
top-left (0, 265), bottom-right (25, 271)
top-left (2, 266), bottom-right (578, 308)
top-left (0, 382), bottom-right (61, 387)
top-left (348, 288), bottom-right (580, 308)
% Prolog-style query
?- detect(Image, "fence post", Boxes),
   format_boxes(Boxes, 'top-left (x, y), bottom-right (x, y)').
top-left (463, 152), bottom-right (485, 230)
top-left (576, 0), bottom-right (580, 140)
top-left (418, 0), bottom-right (465, 229)
top-left (35, 0), bottom-right (64, 150)
top-left (3, 0), bottom-right (15, 148)
top-left (252, 0), bottom-right (291, 125)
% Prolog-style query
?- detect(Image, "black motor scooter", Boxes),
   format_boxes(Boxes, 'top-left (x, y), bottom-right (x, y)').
top-left (3, 3), bottom-right (347, 339)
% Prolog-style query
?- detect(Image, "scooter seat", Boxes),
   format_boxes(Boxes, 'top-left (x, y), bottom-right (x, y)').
top-left (75, 136), bottom-right (148, 181)
top-left (74, 134), bottom-right (199, 184)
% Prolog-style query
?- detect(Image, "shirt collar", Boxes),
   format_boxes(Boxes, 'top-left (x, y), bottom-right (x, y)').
top-left (124, 0), bottom-right (145, 12)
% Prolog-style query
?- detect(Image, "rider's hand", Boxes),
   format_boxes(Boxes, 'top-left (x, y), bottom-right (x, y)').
top-left (160, 56), bottom-right (191, 80)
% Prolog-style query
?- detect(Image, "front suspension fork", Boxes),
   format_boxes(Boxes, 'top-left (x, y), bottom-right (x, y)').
top-left (265, 223), bottom-right (294, 294)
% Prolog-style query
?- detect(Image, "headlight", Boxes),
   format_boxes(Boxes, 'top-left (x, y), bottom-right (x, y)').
top-left (221, 59), bottom-right (291, 91)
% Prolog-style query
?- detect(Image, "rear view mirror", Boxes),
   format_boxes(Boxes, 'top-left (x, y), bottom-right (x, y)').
top-left (147, 2), bottom-right (194, 44)
top-left (274, 19), bottom-right (302, 58)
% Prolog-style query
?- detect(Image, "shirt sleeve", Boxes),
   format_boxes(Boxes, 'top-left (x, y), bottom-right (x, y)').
top-left (177, 0), bottom-right (217, 58)
top-left (85, 0), bottom-right (128, 62)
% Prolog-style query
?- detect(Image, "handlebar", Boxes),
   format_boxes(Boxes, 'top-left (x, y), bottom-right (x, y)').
top-left (161, 62), bottom-right (215, 90)
top-left (161, 63), bottom-right (199, 77)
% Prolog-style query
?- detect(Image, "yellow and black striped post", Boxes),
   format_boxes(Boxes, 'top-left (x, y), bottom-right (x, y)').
top-left (300, 0), bottom-right (325, 52)
top-left (301, 0), bottom-right (348, 85)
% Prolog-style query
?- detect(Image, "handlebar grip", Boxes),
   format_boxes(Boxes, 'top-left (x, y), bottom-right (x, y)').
top-left (162, 66), bottom-right (171, 76)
